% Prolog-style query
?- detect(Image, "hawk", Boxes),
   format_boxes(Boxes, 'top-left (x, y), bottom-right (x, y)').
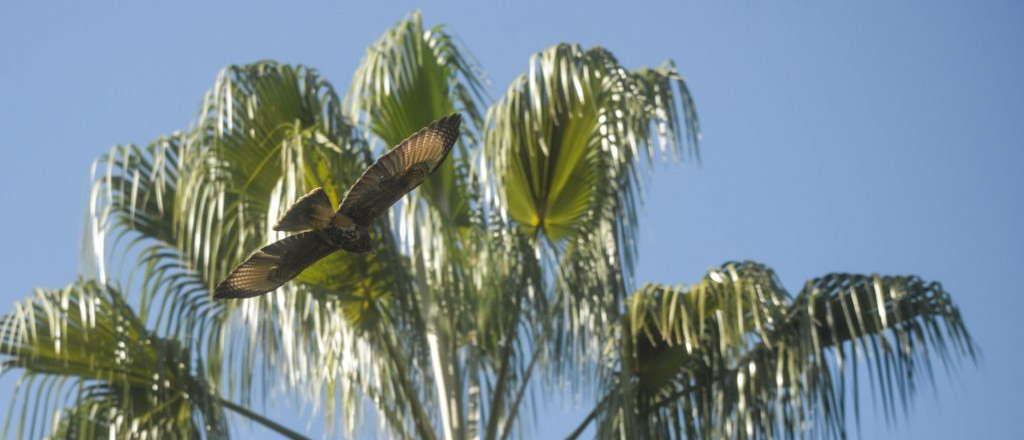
top-left (214, 114), bottom-right (462, 299)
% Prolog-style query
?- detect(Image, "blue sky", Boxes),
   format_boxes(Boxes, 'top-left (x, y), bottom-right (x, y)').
top-left (1, 1), bottom-right (1021, 439)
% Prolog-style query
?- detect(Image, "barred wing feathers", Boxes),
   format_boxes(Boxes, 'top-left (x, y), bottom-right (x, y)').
top-left (338, 114), bottom-right (461, 226)
top-left (214, 231), bottom-right (339, 299)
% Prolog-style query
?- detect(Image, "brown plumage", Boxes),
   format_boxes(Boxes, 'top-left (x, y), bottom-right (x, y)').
top-left (214, 113), bottom-right (462, 299)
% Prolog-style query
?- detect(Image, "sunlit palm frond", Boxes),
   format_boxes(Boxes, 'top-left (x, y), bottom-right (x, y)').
top-left (346, 10), bottom-right (486, 136)
top-left (86, 134), bottom-right (227, 342)
top-left (593, 262), bottom-right (975, 440)
top-left (44, 397), bottom-right (119, 440)
top-left (182, 62), bottom-right (417, 432)
top-left (484, 43), bottom-right (701, 379)
top-left (84, 61), bottom-right (413, 435)
top-left (0, 281), bottom-right (226, 440)
top-left (187, 61), bottom-right (371, 287)
top-left (345, 11), bottom-right (486, 340)
top-left (487, 44), bottom-right (699, 242)
top-left (345, 13), bottom-right (500, 440)
top-left (346, 9), bottom-right (486, 225)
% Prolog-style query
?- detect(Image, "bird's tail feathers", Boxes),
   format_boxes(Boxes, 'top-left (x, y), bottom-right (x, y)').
top-left (274, 187), bottom-right (335, 232)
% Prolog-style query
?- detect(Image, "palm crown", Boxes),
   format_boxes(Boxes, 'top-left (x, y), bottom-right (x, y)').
top-left (0, 11), bottom-right (974, 440)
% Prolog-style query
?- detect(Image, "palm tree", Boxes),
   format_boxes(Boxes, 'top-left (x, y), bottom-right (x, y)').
top-left (0, 11), bottom-right (975, 440)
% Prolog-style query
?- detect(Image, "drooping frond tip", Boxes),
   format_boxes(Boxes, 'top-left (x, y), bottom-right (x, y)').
top-left (602, 263), bottom-right (976, 440)
top-left (0, 281), bottom-right (228, 439)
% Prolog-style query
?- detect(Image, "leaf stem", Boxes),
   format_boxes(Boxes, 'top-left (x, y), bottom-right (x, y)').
top-left (498, 342), bottom-right (543, 440)
top-left (218, 397), bottom-right (311, 440)
top-left (562, 391), bottom-right (613, 440)
top-left (382, 333), bottom-right (442, 440)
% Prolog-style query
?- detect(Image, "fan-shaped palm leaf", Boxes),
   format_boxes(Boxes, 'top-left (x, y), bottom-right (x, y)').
top-left (580, 262), bottom-right (975, 440)
top-left (345, 13), bottom-right (498, 440)
top-left (0, 281), bottom-right (228, 439)
top-left (86, 61), bottom-right (414, 434)
top-left (485, 43), bottom-right (701, 379)
top-left (347, 10), bottom-right (486, 224)
top-left (86, 134), bottom-right (226, 343)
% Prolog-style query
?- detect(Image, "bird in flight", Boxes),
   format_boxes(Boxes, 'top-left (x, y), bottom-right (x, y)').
top-left (214, 114), bottom-right (462, 299)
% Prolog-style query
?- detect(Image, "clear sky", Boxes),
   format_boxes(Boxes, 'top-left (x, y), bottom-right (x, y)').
top-left (1, 1), bottom-right (1021, 439)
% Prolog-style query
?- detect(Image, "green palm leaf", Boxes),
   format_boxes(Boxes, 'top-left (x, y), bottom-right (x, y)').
top-left (344, 13), bottom-right (498, 440)
top-left (485, 43), bottom-right (701, 376)
top-left (86, 61), bottom-right (414, 434)
top-left (590, 262), bottom-right (976, 440)
top-left (487, 44), bottom-right (698, 242)
top-left (0, 281), bottom-right (227, 439)
top-left (186, 62), bottom-right (370, 286)
top-left (346, 10), bottom-right (486, 224)
top-left (86, 134), bottom-right (226, 341)
top-left (182, 62), bottom-right (417, 430)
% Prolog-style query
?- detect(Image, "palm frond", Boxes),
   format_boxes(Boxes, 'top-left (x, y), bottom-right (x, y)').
top-left (484, 43), bottom-right (701, 382)
top-left (595, 262), bottom-right (976, 440)
top-left (84, 61), bottom-right (416, 436)
top-left (0, 281), bottom-right (227, 439)
top-left (346, 9), bottom-right (486, 224)
top-left (345, 12), bottom-right (502, 440)
top-left (186, 61), bottom-right (371, 288)
top-left (346, 10), bottom-right (486, 141)
top-left (183, 62), bottom-right (418, 435)
top-left (86, 134), bottom-right (227, 341)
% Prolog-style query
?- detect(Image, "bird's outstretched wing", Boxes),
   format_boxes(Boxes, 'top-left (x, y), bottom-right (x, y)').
top-left (338, 114), bottom-right (461, 226)
top-left (214, 231), bottom-right (338, 299)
